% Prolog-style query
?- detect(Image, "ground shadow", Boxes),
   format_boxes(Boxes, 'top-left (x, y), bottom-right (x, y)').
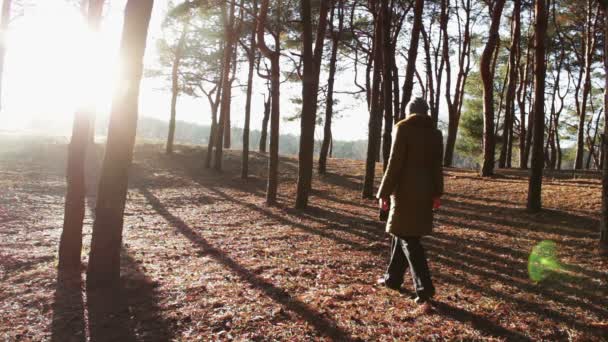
top-left (139, 187), bottom-right (359, 341)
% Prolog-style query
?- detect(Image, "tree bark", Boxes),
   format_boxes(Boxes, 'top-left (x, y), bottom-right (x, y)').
top-left (498, 0), bottom-right (520, 169)
top-left (58, 0), bottom-right (105, 279)
top-left (601, 0), bottom-right (608, 247)
top-left (444, 0), bottom-right (472, 167)
top-left (214, 0), bottom-right (236, 171)
top-left (480, 0), bottom-right (506, 177)
top-left (380, 0), bottom-right (393, 169)
top-left (259, 93), bottom-right (270, 153)
top-left (399, 0), bottom-right (424, 119)
top-left (575, 0), bottom-right (598, 170)
top-left (527, 0), bottom-right (547, 213)
top-left (241, 0), bottom-right (257, 179)
top-left (319, 0), bottom-right (344, 175)
top-left (295, 0), bottom-right (330, 209)
top-left (362, 8), bottom-right (383, 199)
top-left (166, 23), bottom-right (188, 155)
top-left (257, 0), bottom-right (281, 205)
top-left (86, 0), bottom-right (153, 289)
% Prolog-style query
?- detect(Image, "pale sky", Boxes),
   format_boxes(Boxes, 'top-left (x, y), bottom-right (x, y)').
top-left (0, 0), bottom-right (372, 141)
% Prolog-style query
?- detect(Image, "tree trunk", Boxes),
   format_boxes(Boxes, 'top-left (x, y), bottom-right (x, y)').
top-left (602, 2), bottom-right (608, 247)
top-left (480, 0), bottom-right (506, 177)
top-left (86, 0), bottom-right (153, 289)
top-left (575, 0), bottom-right (597, 170)
top-left (166, 24), bottom-right (188, 155)
top-left (259, 93), bottom-right (270, 153)
top-left (241, 0), bottom-right (257, 179)
top-left (58, 0), bottom-right (104, 279)
top-left (319, 0), bottom-right (343, 175)
top-left (399, 0), bottom-right (424, 119)
top-left (295, 0), bottom-right (330, 209)
top-left (380, 0), bottom-right (393, 169)
top-left (527, 0), bottom-right (547, 213)
top-left (362, 12), bottom-right (383, 199)
top-left (444, 0), bottom-right (472, 167)
top-left (214, 0), bottom-right (236, 171)
top-left (518, 26), bottom-right (532, 169)
top-left (257, 0), bottom-right (281, 205)
top-left (499, 0), bottom-right (520, 169)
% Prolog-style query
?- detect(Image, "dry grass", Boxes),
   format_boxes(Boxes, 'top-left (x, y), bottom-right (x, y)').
top-left (1, 137), bottom-right (607, 341)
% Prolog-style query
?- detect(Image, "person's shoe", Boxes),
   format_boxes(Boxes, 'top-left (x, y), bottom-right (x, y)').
top-left (376, 277), bottom-right (401, 291)
top-left (414, 295), bottom-right (430, 304)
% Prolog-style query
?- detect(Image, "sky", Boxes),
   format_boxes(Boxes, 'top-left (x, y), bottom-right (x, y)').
top-left (0, 0), bottom-right (373, 141)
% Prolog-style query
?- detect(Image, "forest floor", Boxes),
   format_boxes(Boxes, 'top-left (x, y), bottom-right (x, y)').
top-left (1, 136), bottom-right (607, 341)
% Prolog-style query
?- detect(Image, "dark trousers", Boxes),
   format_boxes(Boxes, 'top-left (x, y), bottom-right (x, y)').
top-left (384, 236), bottom-right (435, 298)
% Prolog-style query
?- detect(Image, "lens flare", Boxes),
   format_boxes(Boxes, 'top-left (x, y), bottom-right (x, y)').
top-left (528, 240), bottom-right (564, 282)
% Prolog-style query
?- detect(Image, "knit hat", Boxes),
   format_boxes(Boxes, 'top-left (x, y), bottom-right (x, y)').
top-left (407, 97), bottom-right (429, 115)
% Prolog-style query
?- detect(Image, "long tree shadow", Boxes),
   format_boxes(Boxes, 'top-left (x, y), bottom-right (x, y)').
top-left (51, 278), bottom-right (86, 342)
top-left (139, 187), bottom-right (359, 341)
top-left (51, 253), bottom-right (174, 342)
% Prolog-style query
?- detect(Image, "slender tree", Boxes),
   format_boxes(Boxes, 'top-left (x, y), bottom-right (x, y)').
top-left (480, 0), bottom-right (506, 177)
top-left (575, 0), bottom-right (599, 170)
top-left (213, 0), bottom-right (236, 170)
top-left (362, 2), bottom-right (382, 199)
top-left (166, 21), bottom-right (189, 154)
top-left (399, 0), bottom-right (424, 119)
top-left (58, 0), bottom-right (104, 279)
top-left (444, 0), bottom-right (473, 166)
top-left (527, 0), bottom-right (547, 212)
top-left (380, 0), bottom-right (393, 167)
top-left (600, 0), bottom-right (608, 248)
top-left (257, 0), bottom-right (281, 205)
top-left (498, 0), bottom-right (521, 169)
top-left (240, 0), bottom-right (257, 179)
top-left (86, 0), bottom-right (153, 288)
top-left (319, 0), bottom-right (344, 175)
top-left (295, 0), bottom-right (330, 209)
top-left (259, 91), bottom-right (270, 153)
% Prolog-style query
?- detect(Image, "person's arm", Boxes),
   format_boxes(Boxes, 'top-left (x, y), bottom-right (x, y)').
top-left (377, 125), bottom-right (407, 199)
top-left (432, 130), bottom-right (444, 198)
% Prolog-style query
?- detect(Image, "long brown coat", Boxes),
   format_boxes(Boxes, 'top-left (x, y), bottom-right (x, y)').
top-left (377, 114), bottom-right (444, 237)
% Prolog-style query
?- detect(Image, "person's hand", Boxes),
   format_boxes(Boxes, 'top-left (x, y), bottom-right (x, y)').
top-left (432, 197), bottom-right (441, 209)
top-left (379, 198), bottom-right (389, 211)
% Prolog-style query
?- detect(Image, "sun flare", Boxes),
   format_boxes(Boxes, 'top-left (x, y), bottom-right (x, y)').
top-left (1, 1), bottom-right (121, 129)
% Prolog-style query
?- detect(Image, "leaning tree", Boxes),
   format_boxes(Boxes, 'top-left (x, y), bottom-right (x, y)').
top-left (86, 0), bottom-right (154, 288)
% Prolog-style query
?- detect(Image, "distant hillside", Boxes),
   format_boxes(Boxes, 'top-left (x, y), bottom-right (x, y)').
top-left (96, 116), bottom-right (370, 161)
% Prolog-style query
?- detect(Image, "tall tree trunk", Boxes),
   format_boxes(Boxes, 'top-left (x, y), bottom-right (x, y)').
top-left (527, 0), bottom-right (547, 213)
top-left (214, 0), bottom-right (236, 171)
top-left (241, 3), bottom-right (257, 179)
top-left (0, 0), bottom-right (10, 111)
top-left (575, 0), bottom-right (598, 170)
top-left (444, 0), bottom-right (472, 167)
top-left (259, 93), bottom-right (270, 153)
top-left (601, 0), bottom-right (608, 247)
top-left (58, 0), bottom-right (104, 279)
top-left (319, 0), bottom-right (343, 175)
top-left (480, 0), bottom-right (506, 177)
top-left (295, 0), bottom-right (330, 209)
top-left (499, 0), bottom-right (520, 169)
top-left (224, 47), bottom-right (237, 149)
top-left (166, 24), bottom-right (188, 155)
top-left (380, 0), bottom-right (393, 169)
top-left (518, 25), bottom-right (532, 169)
top-left (86, 0), bottom-right (153, 289)
top-left (399, 0), bottom-right (424, 119)
top-left (362, 9), bottom-right (383, 199)
top-left (257, 0), bottom-right (281, 205)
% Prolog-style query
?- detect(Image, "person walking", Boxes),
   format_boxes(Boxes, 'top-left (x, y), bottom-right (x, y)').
top-left (376, 97), bottom-right (444, 304)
